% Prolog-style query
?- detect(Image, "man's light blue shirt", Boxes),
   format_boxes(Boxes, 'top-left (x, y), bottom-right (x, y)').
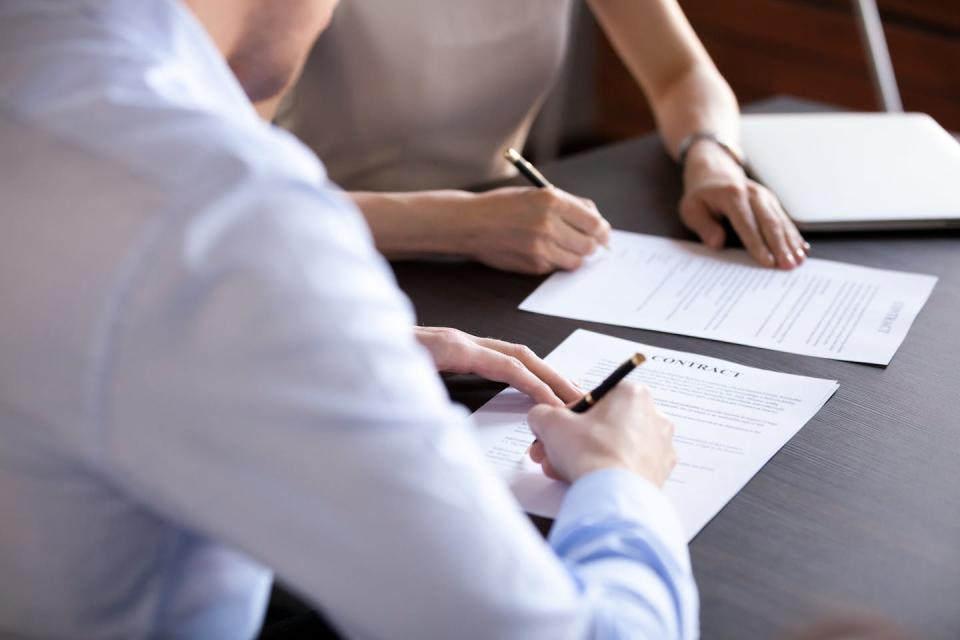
top-left (0, 1), bottom-right (699, 638)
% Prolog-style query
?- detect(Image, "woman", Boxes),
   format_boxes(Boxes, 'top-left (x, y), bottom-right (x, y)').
top-left (281, 0), bottom-right (809, 273)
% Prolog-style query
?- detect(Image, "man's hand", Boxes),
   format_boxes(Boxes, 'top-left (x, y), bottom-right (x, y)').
top-left (527, 382), bottom-right (676, 487)
top-left (460, 186), bottom-right (611, 275)
top-left (415, 327), bottom-right (581, 406)
top-left (680, 142), bottom-right (809, 270)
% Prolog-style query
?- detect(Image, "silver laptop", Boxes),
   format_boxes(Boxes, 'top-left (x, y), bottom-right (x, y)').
top-left (741, 112), bottom-right (960, 231)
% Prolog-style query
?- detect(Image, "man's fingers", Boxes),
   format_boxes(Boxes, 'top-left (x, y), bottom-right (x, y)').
top-left (414, 326), bottom-right (470, 372)
top-left (529, 439), bottom-right (547, 463)
top-left (477, 338), bottom-right (581, 404)
top-left (423, 328), bottom-right (581, 406)
top-left (680, 198), bottom-right (726, 250)
top-left (469, 344), bottom-right (561, 405)
top-left (723, 192), bottom-right (776, 267)
top-left (750, 188), bottom-right (796, 270)
top-left (527, 405), bottom-right (580, 477)
top-left (528, 402), bottom-right (579, 435)
top-left (526, 426), bottom-right (565, 481)
top-left (540, 458), bottom-right (565, 481)
top-left (527, 404), bottom-right (559, 440)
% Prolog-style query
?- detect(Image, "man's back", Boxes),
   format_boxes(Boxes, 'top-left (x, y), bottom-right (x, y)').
top-left (0, 2), bottom-right (324, 636)
top-left (0, 2), bottom-right (698, 639)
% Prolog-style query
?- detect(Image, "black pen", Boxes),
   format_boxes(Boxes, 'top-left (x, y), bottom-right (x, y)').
top-left (570, 353), bottom-right (646, 413)
top-left (504, 147), bottom-right (554, 189)
top-left (530, 352), bottom-right (646, 449)
top-left (505, 147), bottom-right (611, 252)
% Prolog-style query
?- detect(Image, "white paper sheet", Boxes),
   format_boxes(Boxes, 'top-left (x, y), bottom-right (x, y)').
top-left (519, 231), bottom-right (936, 365)
top-left (474, 329), bottom-right (839, 541)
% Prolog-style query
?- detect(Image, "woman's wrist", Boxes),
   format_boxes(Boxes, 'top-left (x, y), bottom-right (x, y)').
top-left (682, 139), bottom-right (746, 189)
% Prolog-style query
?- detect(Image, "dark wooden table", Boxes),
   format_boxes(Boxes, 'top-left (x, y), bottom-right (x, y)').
top-left (392, 97), bottom-right (960, 639)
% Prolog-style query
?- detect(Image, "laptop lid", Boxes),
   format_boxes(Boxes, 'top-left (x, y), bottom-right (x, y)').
top-left (741, 113), bottom-right (960, 231)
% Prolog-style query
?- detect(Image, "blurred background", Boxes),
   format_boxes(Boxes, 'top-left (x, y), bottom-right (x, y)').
top-left (532, 0), bottom-right (960, 158)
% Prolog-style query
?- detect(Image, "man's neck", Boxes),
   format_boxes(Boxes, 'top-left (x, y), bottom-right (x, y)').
top-left (255, 94), bottom-right (284, 122)
top-left (181, 0), bottom-right (248, 67)
top-left (180, 0), bottom-right (298, 123)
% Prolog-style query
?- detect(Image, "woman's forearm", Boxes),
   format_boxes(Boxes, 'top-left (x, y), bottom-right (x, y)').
top-left (588, 0), bottom-right (807, 269)
top-left (350, 190), bottom-right (475, 258)
top-left (349, 186), bottom-right (611, 273)
top-left (587, 0), bottom-right (741, 157)
top-left (646, 65), bottom-right (741, 160)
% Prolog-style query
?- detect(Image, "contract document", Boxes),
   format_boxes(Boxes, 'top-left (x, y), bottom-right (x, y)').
top-left (519, 231), bottom-right (936, 365)
top-left (474, 330), bottom-right (839, 541)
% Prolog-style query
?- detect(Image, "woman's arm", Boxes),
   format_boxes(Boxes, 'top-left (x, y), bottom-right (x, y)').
top-left (587, 0), bottom-right (808, 269)
top-left (351, 187), bottom-right (610, 274)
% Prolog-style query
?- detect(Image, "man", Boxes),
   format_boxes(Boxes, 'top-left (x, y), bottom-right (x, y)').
top-left (287, 0), bottom-right (810, 274)
top-left (0, 1), bottom-right (698, 638)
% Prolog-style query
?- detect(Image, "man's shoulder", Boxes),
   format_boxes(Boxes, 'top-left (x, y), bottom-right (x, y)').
top-left (0, 0), bottom-right (327, 202)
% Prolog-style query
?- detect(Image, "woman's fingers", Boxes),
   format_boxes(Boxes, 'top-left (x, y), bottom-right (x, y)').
top-left (550, 215), bottom-right (600, 257)
top-left (548, 190), bottom-right (611, 245)
top-left (768, 190), bottom-right (809, 262)
top-left (546, 241), bottom-right (587, 272)
top-left (682, 174), bottom-right (812, 270)
top-left (679, 197), bottom-right (727, 250)
top-left (722, 191), bottom-right (776, 268)
top-left (749, 186), bottom-right (796, 269)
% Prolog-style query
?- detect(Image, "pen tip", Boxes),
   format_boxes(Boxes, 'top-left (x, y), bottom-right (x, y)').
top-left (504, 148), bottom-right (522, 162)
top-left (632, 353), bottom-right (646, 366)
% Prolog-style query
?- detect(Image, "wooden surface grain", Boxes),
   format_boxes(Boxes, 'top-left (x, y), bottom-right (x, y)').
top-left (392, 98), bottom-right (960, 639)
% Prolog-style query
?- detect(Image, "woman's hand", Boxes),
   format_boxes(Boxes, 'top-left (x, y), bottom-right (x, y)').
top-left (679, 142), bottom-right (809, 269)
top-left (415, 327), bottom-right (581, 406)
top-left (458, 186), bottom-right (612, 275)
top-left (352, 186), bottom-right (610, 275)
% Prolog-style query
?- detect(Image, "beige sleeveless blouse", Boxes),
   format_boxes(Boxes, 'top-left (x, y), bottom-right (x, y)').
top-left (287, 0), bottom-right (575, 191)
